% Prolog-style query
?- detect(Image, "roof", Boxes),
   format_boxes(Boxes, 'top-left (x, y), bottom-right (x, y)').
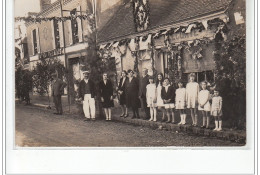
top-left (97, 0), bottom-right (232, 43)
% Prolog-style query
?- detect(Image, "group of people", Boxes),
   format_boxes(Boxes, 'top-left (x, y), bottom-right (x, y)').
top-left (51, 68), bottom-right (223, 131)
top-left (117, 68), bottom-right (223, 131)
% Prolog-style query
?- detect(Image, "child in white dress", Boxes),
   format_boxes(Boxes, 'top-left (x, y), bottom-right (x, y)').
top-left (175, 80), bottom-right (186, 125)
top-left (156, 73), bottom-right (165, 122)
top-left (186, 73), bottom-right (200, 126)
top-left (211, 89), bottom-right (223, 131)
top-left (146, 76), bottom-right (157, 121)
top-left (198, 81), bottom-right (211, 128)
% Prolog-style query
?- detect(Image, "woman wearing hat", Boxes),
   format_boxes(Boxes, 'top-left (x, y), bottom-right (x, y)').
top-left (125, 69), bottom-right (141, 119)
top-left (99, 72), bottom-right (114, 121)
top-left (117, 70), bottom-right (128, 117)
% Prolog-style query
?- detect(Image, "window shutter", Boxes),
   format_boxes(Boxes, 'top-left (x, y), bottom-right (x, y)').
top-left (36, 27), bottom-right (41, 53)
top-left (31, 30), bottom-right (34, 55)
top-left (58, 21), bottom-right (64, 47)
top-left (51, 20), bottom-right (56, 49)
top-left (67, 20), bottom-right (73, 45)
top-left (77, 6), bottom-right (83, 42)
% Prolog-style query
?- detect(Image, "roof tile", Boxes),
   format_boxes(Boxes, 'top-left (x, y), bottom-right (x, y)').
top-left (97, 0), bottom-right (232, 43)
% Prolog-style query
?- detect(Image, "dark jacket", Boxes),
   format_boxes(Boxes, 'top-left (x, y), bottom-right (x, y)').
top-left (126, 77), bottom-right (141, 108)
top-left (118, 77), bottom-right (128, 92)
top-left (118, 77), bottom-right (128, 105)
top-left (161, 85), bottom-right (175, 103)
top-left (99, 80), bottom-right (113, 99)
top-left (78, 79), bottom-right (96, 99)
top-left (139, 74), bottom-right (149, 98)
top-left (51, 78), bottom-right (67, 96)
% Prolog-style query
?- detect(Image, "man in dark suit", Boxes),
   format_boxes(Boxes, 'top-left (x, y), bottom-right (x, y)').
top-left (51, 73), bottom-right (67, 115)
top-left (78, 71), bottom-right (96, 121)
top-left (139, 68), bottom-right (150, 119)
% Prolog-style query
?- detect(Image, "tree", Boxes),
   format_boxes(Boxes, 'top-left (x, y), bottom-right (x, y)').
top-left (32, 58), bottom-right (66, 108)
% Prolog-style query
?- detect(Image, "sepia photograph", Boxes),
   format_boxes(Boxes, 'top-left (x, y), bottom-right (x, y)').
top-left (14, 0), bottom-right (247, 147)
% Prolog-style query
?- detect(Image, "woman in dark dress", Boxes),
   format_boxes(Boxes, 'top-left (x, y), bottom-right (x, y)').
top-left (125, 69), bottom-right (141, 119)
top-left (99, 73), bottom-right (114, 121)
top-left (118, 70), bottom-right (128, 117)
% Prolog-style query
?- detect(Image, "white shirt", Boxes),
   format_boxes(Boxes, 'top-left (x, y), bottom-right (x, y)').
top-left (165, 85), bottom-right (170, 93)
top-left (84, 79), bottom-right (89, 84)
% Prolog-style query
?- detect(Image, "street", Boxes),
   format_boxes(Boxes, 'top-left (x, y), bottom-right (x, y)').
top-left (15, 104), bottom-right (243, 147)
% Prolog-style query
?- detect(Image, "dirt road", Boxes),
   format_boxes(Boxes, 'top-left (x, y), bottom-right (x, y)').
top-left (15, 104), bottom-right (242, 147)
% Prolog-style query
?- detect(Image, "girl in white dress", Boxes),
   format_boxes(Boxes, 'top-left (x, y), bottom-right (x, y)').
top-left (211, 89), bottom-right (223, 131)
top-left (175, 80), bottom-right (186, 125)
top-left (186, 73), bottom-right (200, 126)
top-left (156, 73), bottom-right (165, 121)
top-left (146, 76), bottom-right (157, 121)
top-left (198, 81), bottom-right (211, 128)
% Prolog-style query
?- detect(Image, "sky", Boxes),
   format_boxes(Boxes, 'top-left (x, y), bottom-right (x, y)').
top-left (14, 0), bottom-right (41, 17)
top-left (14, 0), bottom-right (58, 17)
top-left (14, 0), bottom-right (57, 40)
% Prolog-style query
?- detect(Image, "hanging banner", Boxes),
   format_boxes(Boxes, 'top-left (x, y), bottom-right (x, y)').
top-left (169, 30), bottom-right (215, 44)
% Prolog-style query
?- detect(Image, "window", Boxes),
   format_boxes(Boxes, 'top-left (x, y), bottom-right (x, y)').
top-left (162, 52), bottom-right (169, 78)
top-left (32, 29), bottom-right (37, 55)
top-left (70, 9), bottom-right (79, 44)
top-left (183, 71), bottom-right (214, 83)
top-left (53, 19), bottom-right (60, 48)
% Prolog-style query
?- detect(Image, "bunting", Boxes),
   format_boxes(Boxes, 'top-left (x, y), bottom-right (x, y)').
top-left (15, 14), bottom-right (94, 23)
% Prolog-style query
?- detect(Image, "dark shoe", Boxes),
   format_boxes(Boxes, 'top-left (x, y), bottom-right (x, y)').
top-left (124, 114), bottom-right (128, 118)
top-left (53, 112), bottom-right (59, 115)
top-left (131, 115), bottom-right (136, 119)
top-left (171, 121), bottom-right (177, 124)
top-left (201, 125), bottom-right (206, 128)
top-left (91, 118), bottom-right (95, 121)
top-left (84, 118), bottom-right (90, 122)
top-left (120, 114), bottom-right (125, 117)
top-left (166, 120), bottom-right (171, 123)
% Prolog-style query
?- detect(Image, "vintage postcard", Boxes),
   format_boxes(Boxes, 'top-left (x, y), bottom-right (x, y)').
top-left (14, 0), bottom-right (246, 147)
top-left (6, 0), bottom-right (256, 174)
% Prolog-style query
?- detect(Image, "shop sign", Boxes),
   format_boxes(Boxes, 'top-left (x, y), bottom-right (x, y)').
top-left (39, 47), bottom-right (64, 60)
top-left (169, 30), bottom-right (214, 43)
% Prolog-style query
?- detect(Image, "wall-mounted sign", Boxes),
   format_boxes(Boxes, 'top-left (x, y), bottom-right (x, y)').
top-left (169, 30), bottom-right (215, 43)
top-left (39, 47), bottom-right (64, 59)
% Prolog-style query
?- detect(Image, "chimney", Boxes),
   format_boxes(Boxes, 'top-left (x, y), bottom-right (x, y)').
top-left (40, 0), bottom-right (52, 12)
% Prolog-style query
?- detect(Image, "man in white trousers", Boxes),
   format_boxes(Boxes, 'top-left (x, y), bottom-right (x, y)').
top-left (79, 71), bottom-right (96, 121)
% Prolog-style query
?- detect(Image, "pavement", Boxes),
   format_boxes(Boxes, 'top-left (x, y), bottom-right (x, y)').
top-left (15, 103), bottom-right (244, 147)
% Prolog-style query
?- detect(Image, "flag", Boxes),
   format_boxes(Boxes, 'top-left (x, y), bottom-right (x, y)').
top-left (202, 20), bottom-right (208, 30)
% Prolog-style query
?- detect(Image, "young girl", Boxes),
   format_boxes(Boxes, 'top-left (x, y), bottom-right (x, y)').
top-left (211, 89), bottom-right (223, 131)
top-left (146, 76), bottom-right (157, 121)
top-left (186, 73), bottom-right (200, 126)
top-left (175, 80), bottom-right (186, 125)
top-left (161, 78), bottom-right (176, 123)
top-left (198, 81), bottom-right (211, 128)
top-left (156, 73), bottom-right (166, 122)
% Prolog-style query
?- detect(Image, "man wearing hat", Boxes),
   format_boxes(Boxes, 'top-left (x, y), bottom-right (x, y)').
top-left (79, 71), bottom-right (96, 121)
top-left (51, 72), bottom-right (67, 115)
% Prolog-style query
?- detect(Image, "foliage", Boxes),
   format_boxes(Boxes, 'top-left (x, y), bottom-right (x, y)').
top-left (214, 34), bottom-right (246, 91)
top-left (15, 66), bottom-right (33, 102)
top-left (32, 58), bottom-right (66, 106)
top-left (214, 31), bottom-right (246, 129)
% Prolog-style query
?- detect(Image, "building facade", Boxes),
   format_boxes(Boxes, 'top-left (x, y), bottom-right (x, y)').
top-left (97, 0), bottom-right (245, 84)
top-left (26, 0), bottom-right (95, 97)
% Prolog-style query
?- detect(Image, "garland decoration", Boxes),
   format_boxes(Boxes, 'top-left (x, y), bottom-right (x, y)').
top-left (15, 14), bottom-right (94, 23)
top-left (133, 0), bottom-right (150, 32)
